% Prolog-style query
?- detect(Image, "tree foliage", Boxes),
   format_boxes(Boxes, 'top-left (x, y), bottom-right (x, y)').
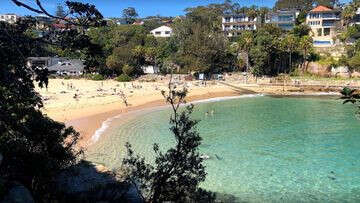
top-left (274, 0), bottom-right (339, 11)
top-left (122, 7), bottom-right (138, 24)
top-left (123, 79), bottom-right (212, 202)
top-left (1, 1), bottom-right (105, 200)
top-left (55, 4), bottom-right (66, 18)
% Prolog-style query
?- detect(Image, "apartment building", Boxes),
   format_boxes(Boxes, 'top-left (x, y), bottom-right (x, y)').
top-left (0, 13), bottom-right (20, 24)
top-left (306, 5), bottom-right (341, 47)
top-left (267, 10), bottom-right (299, 30)
top-left (222, 14), bottom-right (257, 37)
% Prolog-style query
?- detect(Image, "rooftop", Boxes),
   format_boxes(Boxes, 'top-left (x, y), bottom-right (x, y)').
top-left (310, 5), bottom-right (333, 12)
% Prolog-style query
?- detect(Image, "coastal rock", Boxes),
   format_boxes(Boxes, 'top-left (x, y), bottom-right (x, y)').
top-left (331, 66), bottom-right (350, 78)
top-left (352, 71), bottom-right (360, 78)
top-left (55, 161), bottom-right (140, 202)
top-left (2, 183), bottom-right (35, 203)
top-left (307, 62), bottom-right (330, 77)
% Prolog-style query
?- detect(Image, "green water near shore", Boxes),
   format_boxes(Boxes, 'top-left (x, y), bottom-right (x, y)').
top-left (86, 95), bottom-right (360, 202)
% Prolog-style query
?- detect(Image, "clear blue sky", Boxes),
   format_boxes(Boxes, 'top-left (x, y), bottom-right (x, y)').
top-left (0, 0), bottom-right (351, 18)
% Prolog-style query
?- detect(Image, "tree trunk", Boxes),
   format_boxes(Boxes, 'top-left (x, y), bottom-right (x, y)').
top-left (245, 51), bottom-right (250, 73)
top-left (289, 51), bottom-right (292, 74)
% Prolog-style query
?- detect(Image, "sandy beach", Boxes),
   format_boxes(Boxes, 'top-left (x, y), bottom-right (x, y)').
top-left (36, 76), bottom-right (343, 147)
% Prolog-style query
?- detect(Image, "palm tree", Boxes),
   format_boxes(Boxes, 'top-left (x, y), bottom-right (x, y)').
top-left (342, 5), bottom-right (356, 26)
top-left (246, 6), bottom-right (258, 22)
top-left (299, 35), bottom-right (313, 71)
top-left (283, 34), bottom-right (298, 72)
top-left (238, 31), bottom-right (254, 72)
top-left (258, 7), bottom-right (270, 26)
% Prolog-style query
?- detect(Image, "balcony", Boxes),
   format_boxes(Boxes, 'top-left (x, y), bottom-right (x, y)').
top-left (322, 22), bottom-right (335, 27)
top-left (322, 20), bottom-right (336, 27)
top-left (321, 13), bottom-right (340, 20)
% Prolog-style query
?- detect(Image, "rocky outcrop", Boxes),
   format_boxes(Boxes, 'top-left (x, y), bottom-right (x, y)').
top-left (307, 62), bottom-right (330, 77)
top-left (55, 161), bottom-right (140, 202)
top-left (351, 71), bottom-right (360, 78)
top-left (331, 66), bottom-right (350, 78)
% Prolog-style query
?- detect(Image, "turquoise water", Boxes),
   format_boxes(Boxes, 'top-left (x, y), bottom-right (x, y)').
top-left (86, 95), bottom-right (360, 202)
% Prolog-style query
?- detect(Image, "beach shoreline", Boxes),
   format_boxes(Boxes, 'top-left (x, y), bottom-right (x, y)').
top-left (36, 78), bottom-right (343, 148)
top-left (66, 90), bottom-right (243, 148)
top-left (67, 90), bottom-right (340, 149)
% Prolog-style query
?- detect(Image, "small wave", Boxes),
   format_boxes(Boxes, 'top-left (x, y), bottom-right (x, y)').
top-left (90, 117), bottom-right (114, 144)
top-left (288, 92), bottom-right (340, 96)
top-left (189, 94), bottom-right (264, 105)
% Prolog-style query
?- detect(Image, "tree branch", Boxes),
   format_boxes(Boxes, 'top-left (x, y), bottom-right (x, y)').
top-left (35, 0), bottom-right (82, 26)
top-left (11, 0), bottom-right (43, 14)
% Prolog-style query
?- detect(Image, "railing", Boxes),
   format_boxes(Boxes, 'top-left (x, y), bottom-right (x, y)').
top-left (322, 22), bottom-right (335, 27)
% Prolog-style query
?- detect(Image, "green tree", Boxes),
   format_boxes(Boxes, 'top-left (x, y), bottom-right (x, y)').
top-left (291, 24), bottom-right (311, 37)
top-left (299, 35), bottom-right (313, 70)
top-left (55, 4), bottom-right (66, 18)
top-left (283, 34), bottom-right (299, 71)
top-left (248, 24), bottom-right (289, 76)
top-left (274, 0), bottom-right (338, 11)
top-left (173, 5), bottom-right (231, 73)
top-left (342, 4), bottom-right (357, 26)
top-left (237, 31), bottom-right (254, 72)
top-left (123, 79), bottom-right (212, 202)
top-left (122, 7), bottom-right (138, 24)
top-left (349, 53), bottom-right (360, 71)
top-left (2, 0), bottom-right (105, 200)
top-left (143, 19), bottom-right (162, 32)
top-left (122, 64), bottom-right (135, 76)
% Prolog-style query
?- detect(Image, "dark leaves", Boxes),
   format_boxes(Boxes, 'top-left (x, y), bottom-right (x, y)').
top-left (123, 80), bottom-right (209, 202)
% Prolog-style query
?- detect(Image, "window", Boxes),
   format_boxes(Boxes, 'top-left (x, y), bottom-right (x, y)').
top-left (324, 28), bottom-right (331, 36)
top-left (225, 17), bottom-right (231, 22)
top-left (308, 21), bottom-right (320, 26)
top-left (155, 31), bottom-right (161, 35)
top-left (165, 31), bottom-right (171, 34)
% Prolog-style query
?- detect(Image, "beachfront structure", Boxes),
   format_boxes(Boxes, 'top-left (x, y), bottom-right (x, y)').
top-left (47, 59), bottom-right (85, 76)
top-left (267, 10), bottom-right (299, 30)
top-left (222, 14), bottom-right (257, 37)
top-left (141, 65), bottom-right (160, 74)
top-left (306, 5), bottom-right (341, 47)
top-left (0, 13), bottom-right (20, 24)
top-left (150, 25), bottom-right (173, 37)
top-left (27, 57), bottom-right (85, 76)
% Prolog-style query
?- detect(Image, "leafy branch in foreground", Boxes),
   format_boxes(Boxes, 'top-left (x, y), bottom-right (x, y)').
top-left (341, 87), bottom-right (360, 116)
top-left (123, 78), bottom-right (214, 202)
top-left (1, 0), bottom-right (105, 201)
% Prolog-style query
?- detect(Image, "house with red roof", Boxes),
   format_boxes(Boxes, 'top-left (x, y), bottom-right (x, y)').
top-left (306, 5), bottom-right (341, 47)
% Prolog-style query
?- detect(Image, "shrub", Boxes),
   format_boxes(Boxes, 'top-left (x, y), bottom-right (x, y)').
top-left (116, 74), bottom-right (132, 82)
top-left (90, 74), bottom-right (105, 81)
top-left (122, 64), bottom-right (134, 76)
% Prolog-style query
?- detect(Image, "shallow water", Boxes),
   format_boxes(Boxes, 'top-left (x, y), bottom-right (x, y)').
top-left (86, 95), bottom-right (360, 202)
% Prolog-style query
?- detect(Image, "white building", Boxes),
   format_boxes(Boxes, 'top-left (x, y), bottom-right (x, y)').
top-left (306, 5), bottom-right (341, 47)
top-left (141, 65), bottom-right (159, 74)
top-left (222, 14), bottom-right (257, 37)
top-left (0, 13), bottom-right (20, 24)
top-left (150, 26), bottom-right (173, 37)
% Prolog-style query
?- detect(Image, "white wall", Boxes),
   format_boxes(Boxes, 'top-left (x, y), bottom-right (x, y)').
top-left (150, 26), bottom-right (173, 37)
